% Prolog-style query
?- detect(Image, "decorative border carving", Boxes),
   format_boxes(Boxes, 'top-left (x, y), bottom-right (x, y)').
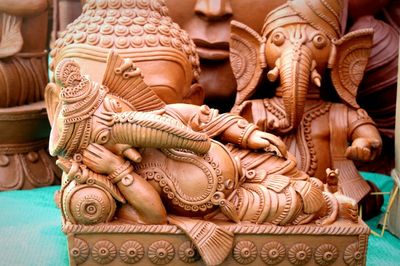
top-left (65, 219), bottom-right (369, 265)
top-left (63, 218), bottom-right (369, 235)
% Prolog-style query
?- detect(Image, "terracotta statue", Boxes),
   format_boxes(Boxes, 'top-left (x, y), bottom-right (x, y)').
top-left (48, 2), bottom-right (371, 264)
top-left (230, 0), bottom-right (382, 204)
top-left (46, 50), bottom-right (361, 265)
top-left (50, 0), bottom-right (204, 106)
top-left (0, 0), bottom-right (60, 190)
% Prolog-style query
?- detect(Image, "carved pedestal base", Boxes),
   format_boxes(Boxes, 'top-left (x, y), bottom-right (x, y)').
top-left (0, 101), bottom-right (61, 190)
top-left (64, 218), bottom-right (369, 266)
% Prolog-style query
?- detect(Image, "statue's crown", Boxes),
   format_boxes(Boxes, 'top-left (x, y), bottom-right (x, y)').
top-left (263, 0), bottom-right (343, 40)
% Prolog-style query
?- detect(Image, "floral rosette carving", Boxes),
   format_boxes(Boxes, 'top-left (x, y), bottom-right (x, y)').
top-left (148, 240), bottom-right (175, 265)
top-left (120, 240), bottom-right (144, 264)
top-left (288, 243), bottom-right (312, 265)
top-left (314, 244), bottom-right (338, 265)
top-left (232, 240), bottom-right (258, 264)
top-left (70, 238), bottom-right (89, 265)
top-left (260, 241), bottom-right (286, 265)
top-left (344, 242), bottom-right (364, 266)
top-left (178, 241), bottom-right (200, 263)
top-left (92, 240), bottom-right (117, 264)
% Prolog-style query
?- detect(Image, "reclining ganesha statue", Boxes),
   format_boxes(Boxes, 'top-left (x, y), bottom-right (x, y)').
top-left (46, 51), bottom-right (359, 252)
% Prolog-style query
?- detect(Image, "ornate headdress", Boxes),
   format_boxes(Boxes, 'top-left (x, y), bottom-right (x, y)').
top-left (262, 0), bottom-right (343, 40)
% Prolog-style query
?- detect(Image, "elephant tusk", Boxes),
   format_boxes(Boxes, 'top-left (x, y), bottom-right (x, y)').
top-left (310, 60), bottom-right (322, 87)
top-left (267, 67), bottom-right (279, 82)
top-left (311, 70), bottom-right (322, 87)
top-left (267, 58), bottom-right (280, 82)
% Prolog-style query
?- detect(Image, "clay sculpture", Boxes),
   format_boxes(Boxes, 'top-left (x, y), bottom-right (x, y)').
top-left (46, 51), bottom-right (364, 265)
top-left (230, 0), bottom-right (382, 204)
top-left (47, 1), bottom-right (371, 265)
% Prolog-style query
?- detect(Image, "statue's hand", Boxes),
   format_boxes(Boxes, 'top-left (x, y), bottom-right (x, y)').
top-left (82, 143), bottom-right (125, 175)
top-left (105, 143), bottom-right (142, 163)
top-left (345, 138), bottom-right (381, 162)
top-left (247, 130), bottom-right (288, 158)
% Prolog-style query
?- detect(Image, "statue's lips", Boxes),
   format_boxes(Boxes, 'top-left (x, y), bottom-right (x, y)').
top-left (193, 39), bottom-right (230, 61)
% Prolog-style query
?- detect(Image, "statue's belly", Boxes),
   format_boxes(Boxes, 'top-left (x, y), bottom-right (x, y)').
top-left (134, 140), bottom-right (238, 217)
top-left (284, 112), bottom-right (332, 180)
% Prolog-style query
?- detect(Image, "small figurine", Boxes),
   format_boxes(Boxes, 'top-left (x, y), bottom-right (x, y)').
top-left (230, 0), bottom-right (382, 203)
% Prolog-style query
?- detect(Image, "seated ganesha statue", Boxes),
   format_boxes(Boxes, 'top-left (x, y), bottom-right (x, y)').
top-left (46, 52), bottom-right (358, 263)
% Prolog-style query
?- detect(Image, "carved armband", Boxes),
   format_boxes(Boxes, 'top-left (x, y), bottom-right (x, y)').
top-left (189, 105), bottom-right (220, 132)
top-left (348, 108), bottom-right (376, 138)
top-left (237, 121), bottom-right (258, 149)
top-left (107, 161), bottom-right (134, 184)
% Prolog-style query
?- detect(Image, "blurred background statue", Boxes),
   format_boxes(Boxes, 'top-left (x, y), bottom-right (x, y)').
top-left (0, 0), bottom-right (60, 191)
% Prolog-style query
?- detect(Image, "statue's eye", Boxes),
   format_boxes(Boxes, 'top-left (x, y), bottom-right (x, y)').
top-left (312, 34), bottom-right (327, 49)
top-left (271, 31), bottom-right (285, 46)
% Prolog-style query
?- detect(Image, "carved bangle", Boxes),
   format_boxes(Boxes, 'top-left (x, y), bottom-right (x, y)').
top-left (238, 124), bottom-right (258, 149)
top-left (107, 161), bottom-right (134, 183)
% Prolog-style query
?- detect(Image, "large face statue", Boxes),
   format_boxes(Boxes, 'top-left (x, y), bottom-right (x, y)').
top-left (165, 0), bottom-right (285, 110)
top-left (50, 0), bottom-right (204, 106)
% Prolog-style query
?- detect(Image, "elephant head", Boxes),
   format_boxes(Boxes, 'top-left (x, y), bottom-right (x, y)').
top-left (230, 0), bottom-right (373, 132)
top-left (45, 53), bottom-right (211, 158)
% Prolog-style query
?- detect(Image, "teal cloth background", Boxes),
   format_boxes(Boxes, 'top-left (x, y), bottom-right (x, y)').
top-left (0, 172), bottom-right (398, 265)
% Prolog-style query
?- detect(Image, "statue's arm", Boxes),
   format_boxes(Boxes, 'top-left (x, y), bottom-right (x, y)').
top-left (0, 0), bottom-right (48, 16)
top-left (346, 108), bottom-right (382, 162)
top-left (166, 103), bottom-right (287, 157)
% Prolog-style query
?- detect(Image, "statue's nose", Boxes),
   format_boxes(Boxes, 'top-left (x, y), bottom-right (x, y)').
top-left (194, 0), bottom-right (233, 21)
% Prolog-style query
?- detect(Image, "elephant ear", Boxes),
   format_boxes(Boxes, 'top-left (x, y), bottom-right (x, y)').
top-left (329, 29), bottom-right (374, 109)
top-left (230, 20), bottom-right (265, 112)
top-left (102, 50), bottom-right (166, 111)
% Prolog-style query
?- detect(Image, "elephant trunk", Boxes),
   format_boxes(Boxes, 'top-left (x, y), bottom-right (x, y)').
top-left (279, 44), bottom-right (313, 131)
top-left (110, 111), bottom-right (211, 154)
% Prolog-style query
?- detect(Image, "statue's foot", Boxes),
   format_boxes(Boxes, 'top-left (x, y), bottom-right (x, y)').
top-left (335, 194), bottom-right (358, 223)
top-left (315, 192), bottom-right (339, 226)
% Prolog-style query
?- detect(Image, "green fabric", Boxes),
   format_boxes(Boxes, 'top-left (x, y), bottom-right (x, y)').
top-left (0, 186), bottom-right (69, 266)
top-left (0, 173), bottom-right (398, 265)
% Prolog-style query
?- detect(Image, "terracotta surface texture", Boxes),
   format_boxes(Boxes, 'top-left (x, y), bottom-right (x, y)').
top-left (64, 219), bottom-right (369, 265)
